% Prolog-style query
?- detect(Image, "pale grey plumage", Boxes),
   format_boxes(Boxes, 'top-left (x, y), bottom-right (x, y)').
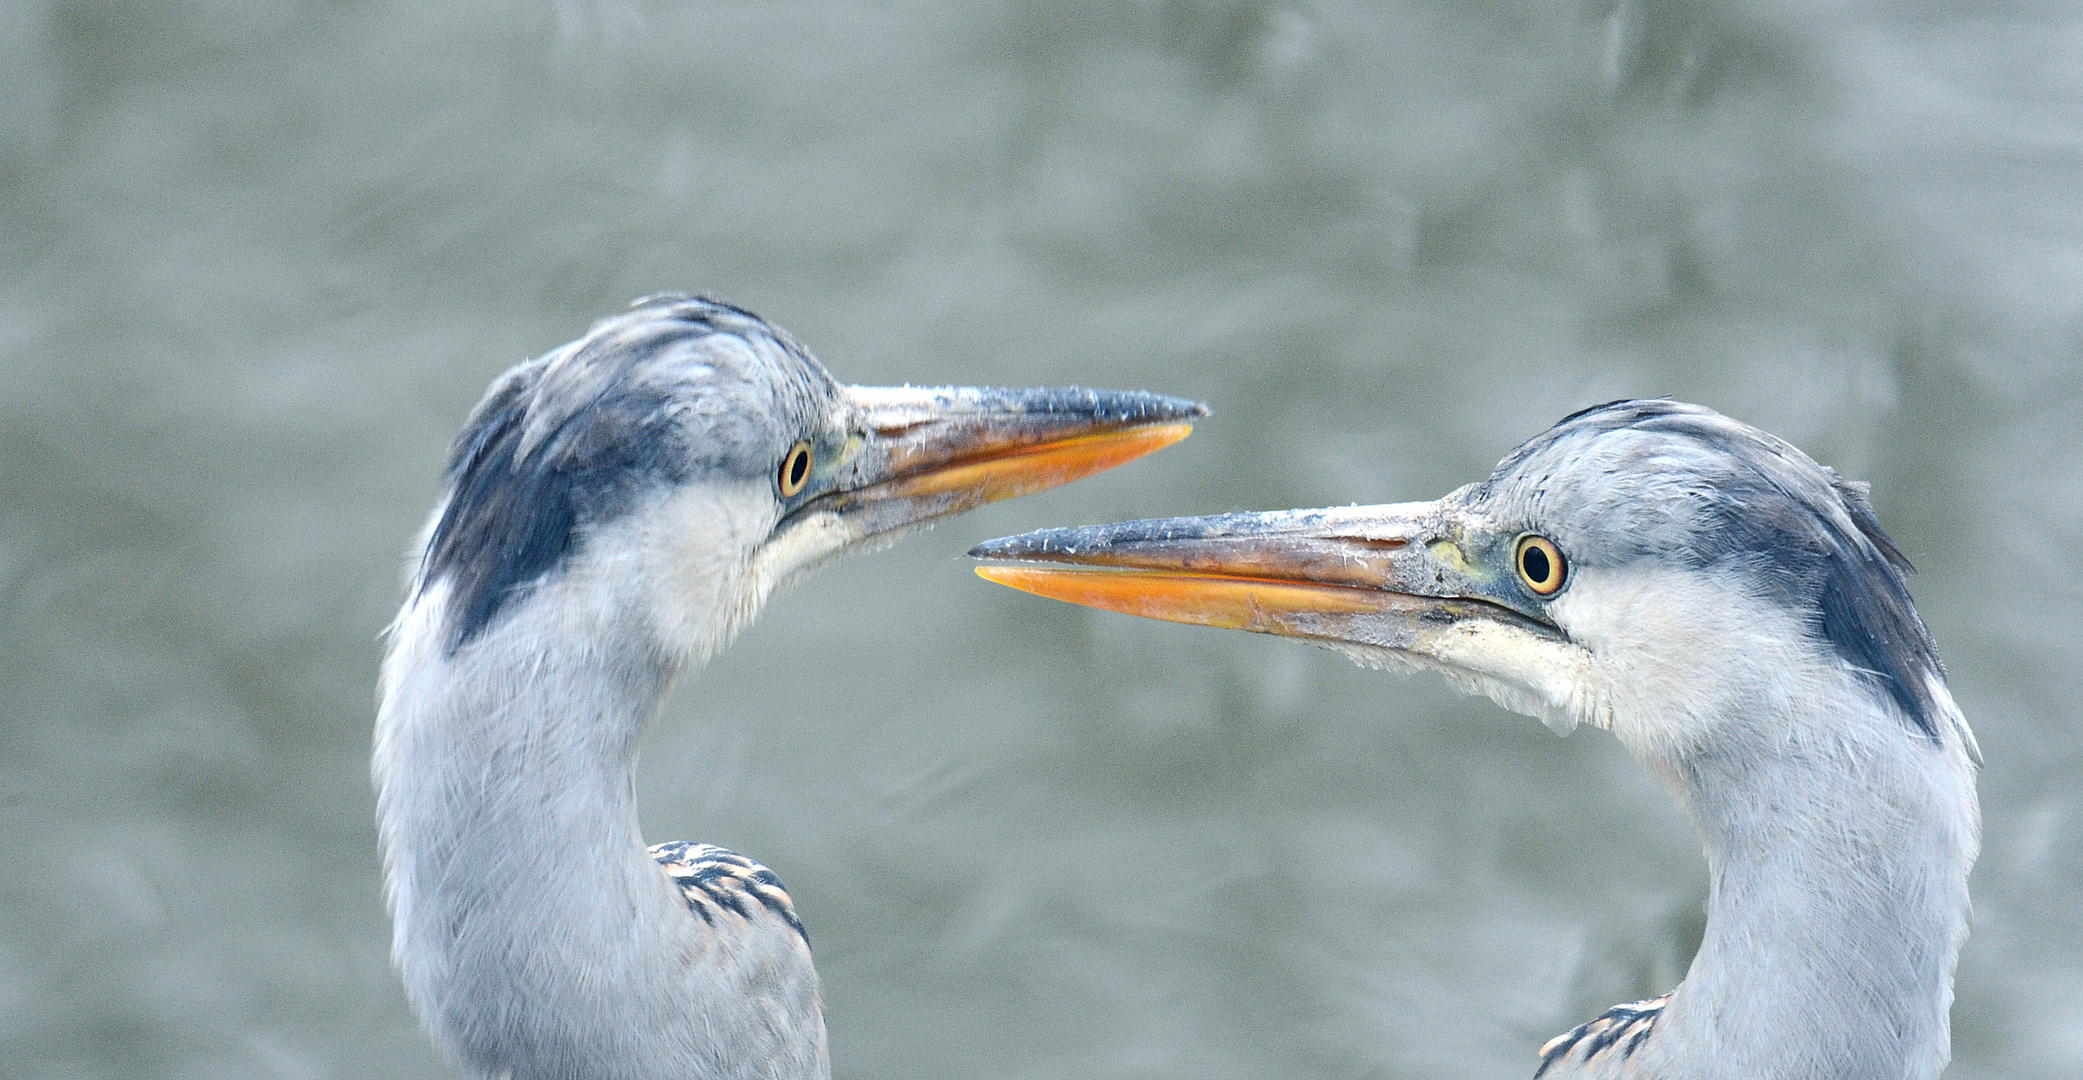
top-left (375, 294), bottom-right (1202, 1080)
top-left (972, 400), bottom-right (1981, 1080)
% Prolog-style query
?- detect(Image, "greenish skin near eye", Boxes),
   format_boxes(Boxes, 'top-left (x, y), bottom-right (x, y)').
top-left (1515, 534), bottom-right (1566, 596)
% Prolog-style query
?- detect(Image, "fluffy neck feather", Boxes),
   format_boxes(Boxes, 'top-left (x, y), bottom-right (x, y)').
top-left (375, 580), bottom-right (673, 1072)
top-left (1615, 647), bottom-right (1973, 1075)
top-left (374, 574), bottom-right (827, 1080)
top-left (1641, 682), bottom-right (1977, 1080)
top-left (1545, 568), bottom-right (1978, 1078)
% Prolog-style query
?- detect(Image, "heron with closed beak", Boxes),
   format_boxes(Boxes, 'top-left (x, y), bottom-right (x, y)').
top-left (376, 294), bottom-right (1203, 1080)
top-left (973, 400), bottom-right (1980, 1079)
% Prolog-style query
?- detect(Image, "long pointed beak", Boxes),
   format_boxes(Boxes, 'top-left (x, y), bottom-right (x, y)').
top-left (965, 504), bottom-right (1558, 652)
top-left (810, 385), bottom-right (1206, 539)
top-left (969, 505), bottom-right (1598, 736)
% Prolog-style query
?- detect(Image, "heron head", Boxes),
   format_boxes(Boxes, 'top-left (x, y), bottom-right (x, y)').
top-left (972, 400), bottom-right (1957, 764)
top-left (410, 294), bottom-right (1202, 664)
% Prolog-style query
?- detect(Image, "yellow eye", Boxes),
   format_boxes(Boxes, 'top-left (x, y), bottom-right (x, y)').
top-left (779, 441), bottom-right (813, 497)
top-left (1515, 535), bottom-right (1566, 596)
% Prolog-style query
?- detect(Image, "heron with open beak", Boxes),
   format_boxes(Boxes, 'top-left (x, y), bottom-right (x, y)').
top-left (972, 399), bottom-right (1979, 1080)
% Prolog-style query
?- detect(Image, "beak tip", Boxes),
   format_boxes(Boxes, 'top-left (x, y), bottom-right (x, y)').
top-left (968, 527), bottom-right (1071, 562)
top-left (1147, 421), bottom-right (1195, 454)
top-left (1096, 389), bottom-right (1205, 423)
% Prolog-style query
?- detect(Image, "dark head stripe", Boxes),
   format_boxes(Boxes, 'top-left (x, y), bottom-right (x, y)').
top-left (414, 296), bottom-right (816, 652)
top-left (1508, 401), bottom-right (1946, 743)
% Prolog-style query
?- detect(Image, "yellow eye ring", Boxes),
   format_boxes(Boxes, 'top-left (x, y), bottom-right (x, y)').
top-left (779, 441), bottom-right (813, 497)
top-left (1515, 534), bottom-right (1566, 596)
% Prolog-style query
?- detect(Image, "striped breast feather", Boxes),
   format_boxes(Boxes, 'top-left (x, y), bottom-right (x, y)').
top-left (650, 841), bottom-right (808, 944)
top-left (1535, 995), bottom-right (1667, 1077)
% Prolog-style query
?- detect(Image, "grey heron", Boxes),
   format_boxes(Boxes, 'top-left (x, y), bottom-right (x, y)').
top-left (374, 294), bottom-right (1204, 1080)
top-left (970, 400), bottom-right (1980, 1079)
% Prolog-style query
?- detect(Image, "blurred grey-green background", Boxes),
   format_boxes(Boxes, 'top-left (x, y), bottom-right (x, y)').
top-left (4, 1), bottom-right (2079, 1077)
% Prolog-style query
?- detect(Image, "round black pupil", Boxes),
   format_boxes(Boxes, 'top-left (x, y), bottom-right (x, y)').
top-left (1522, 545), bottom-right (1551, 583)
top-left (787, 451), bottom-right (809, 487)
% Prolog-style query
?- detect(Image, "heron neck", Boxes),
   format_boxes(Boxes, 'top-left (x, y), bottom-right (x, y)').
top-left (1645, 688), bottom-right (1978, 1080)
top-left (375, 601), bottom-right (698, 1075)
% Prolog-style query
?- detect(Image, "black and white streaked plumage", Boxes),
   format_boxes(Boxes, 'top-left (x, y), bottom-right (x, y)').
top-left (375, 294), bottom-right (1202, 1080)
top-left (972, 400), bottom-right (1981, 1079)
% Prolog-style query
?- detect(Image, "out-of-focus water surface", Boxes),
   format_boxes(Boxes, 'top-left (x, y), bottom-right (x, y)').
top-left (4, 2), bottom-right (2080, 1077)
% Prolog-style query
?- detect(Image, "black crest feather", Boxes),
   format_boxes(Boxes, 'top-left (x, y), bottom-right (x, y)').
top-left (1501, 400), bottom-right (1946, 742)
top-left (414, 296), bottom-right (822, 651)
